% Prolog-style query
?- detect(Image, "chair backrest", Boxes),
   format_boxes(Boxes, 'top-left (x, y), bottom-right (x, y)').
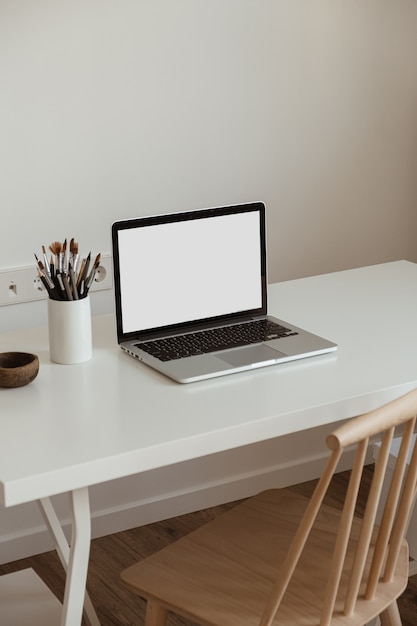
top-left (260, 388), bottom-right (417, 626)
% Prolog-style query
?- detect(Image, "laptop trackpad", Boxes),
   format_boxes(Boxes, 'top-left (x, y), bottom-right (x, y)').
top-left (217, 344), bottom-right (286, 367)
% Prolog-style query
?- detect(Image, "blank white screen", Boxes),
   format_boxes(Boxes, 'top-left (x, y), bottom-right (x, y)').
top-left (118, 210), bottom-right (262, 334)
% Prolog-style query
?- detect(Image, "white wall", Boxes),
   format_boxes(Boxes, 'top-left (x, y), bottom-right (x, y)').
top-left (1, 1), bottom-right (417, 327)
top-left (1, 0), bottom-right (417, 562)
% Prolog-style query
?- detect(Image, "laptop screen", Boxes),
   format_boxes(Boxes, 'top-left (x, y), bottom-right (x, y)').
top-left (112, 202), bottom-right (267, 340)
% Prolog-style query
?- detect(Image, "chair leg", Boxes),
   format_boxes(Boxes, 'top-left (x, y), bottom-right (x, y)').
top-left (145, 599), bottom-right (168, 626)
top-left (379, 600), bottom-right (402, 626)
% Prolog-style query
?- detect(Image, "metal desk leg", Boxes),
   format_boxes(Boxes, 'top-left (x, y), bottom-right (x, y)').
top-left (38, 488), bottom-right (100, 626)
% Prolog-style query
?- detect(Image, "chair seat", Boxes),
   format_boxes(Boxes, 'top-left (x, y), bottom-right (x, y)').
top-left (121, 489), bottom-right (409, 626)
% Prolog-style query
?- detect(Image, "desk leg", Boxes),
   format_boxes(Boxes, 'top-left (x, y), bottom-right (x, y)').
top-left (38, 489), bottom-right (100, 626)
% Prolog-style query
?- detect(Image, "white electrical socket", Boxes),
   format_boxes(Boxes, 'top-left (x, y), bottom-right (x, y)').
top-left (0, 254), bottom-right (113, 306)
top-left (28, 267), bottom-right (49, 301)
top-left (0, 269), bottom-right (29, 306)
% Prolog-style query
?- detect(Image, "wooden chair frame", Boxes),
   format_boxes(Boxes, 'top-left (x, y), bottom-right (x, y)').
top-left (122, 388), bottom-right (417, 626)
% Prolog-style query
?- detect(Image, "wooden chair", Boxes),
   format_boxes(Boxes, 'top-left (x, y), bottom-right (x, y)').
top-left (121, 389), bottom-right (417, 626)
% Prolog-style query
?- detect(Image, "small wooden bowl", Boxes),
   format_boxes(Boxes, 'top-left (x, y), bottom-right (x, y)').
top-left (0, 352), bottom-right (39, 388)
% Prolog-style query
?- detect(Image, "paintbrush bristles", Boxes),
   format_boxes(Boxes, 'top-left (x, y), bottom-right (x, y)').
top-left (49, 241), bottom-right (62, 255)
top-left (70, 238), bottom-right (78, 255)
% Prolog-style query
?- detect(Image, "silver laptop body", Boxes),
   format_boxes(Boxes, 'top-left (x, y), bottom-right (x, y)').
top-left (111, 202), bottom-right (337, 383)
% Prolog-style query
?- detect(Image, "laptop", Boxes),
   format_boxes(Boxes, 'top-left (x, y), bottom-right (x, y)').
top-left (111, 202), bottom-right (337, 383)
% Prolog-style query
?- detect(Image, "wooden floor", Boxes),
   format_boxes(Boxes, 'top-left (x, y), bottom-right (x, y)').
top-left (1, 466), bottom-right (416, 625)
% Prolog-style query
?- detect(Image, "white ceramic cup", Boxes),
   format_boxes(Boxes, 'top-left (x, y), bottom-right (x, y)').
top-left (47, 296), bottom-right (92, 364)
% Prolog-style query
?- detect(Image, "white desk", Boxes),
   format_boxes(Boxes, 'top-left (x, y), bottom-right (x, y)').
top-left (1, 260), bottom-right (417, 625)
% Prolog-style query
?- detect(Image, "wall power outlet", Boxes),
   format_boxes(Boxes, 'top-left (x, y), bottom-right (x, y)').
top-left (0, 255), bottom-right (113, 307)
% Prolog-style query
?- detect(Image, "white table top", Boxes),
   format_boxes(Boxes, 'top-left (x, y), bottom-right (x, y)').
top-left (1, 260), bottom-right (416, 508)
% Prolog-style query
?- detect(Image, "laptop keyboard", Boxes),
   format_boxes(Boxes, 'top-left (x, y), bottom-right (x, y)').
top-left (136, 319), bottom-right (298, 362)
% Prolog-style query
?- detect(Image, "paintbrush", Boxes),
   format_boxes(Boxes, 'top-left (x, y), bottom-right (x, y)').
top-left (37, 269), bottom-right (55, 298)
top-left (76, 257), bottom-right (86, 290)
top-left (56, 272), bottom-right (66, 298)
top-left (69, 261), bottom-right (79, 300)
top-left (50, 254), bottom-right (55, 280)
top-left (61, 271), bottom-right (73, 300)
top-left (85, 253), bottom-right (101, 290)
top-left (70, 238), bottom-right (79, 273)
top-left (41, 245), bottom-right (50, 275)
top-left (77, 252), bottom-right (91, 296)
top-left (62, 238), bottom-right (68, 274)
top-left (49, 241), bottom-right (63, 273)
